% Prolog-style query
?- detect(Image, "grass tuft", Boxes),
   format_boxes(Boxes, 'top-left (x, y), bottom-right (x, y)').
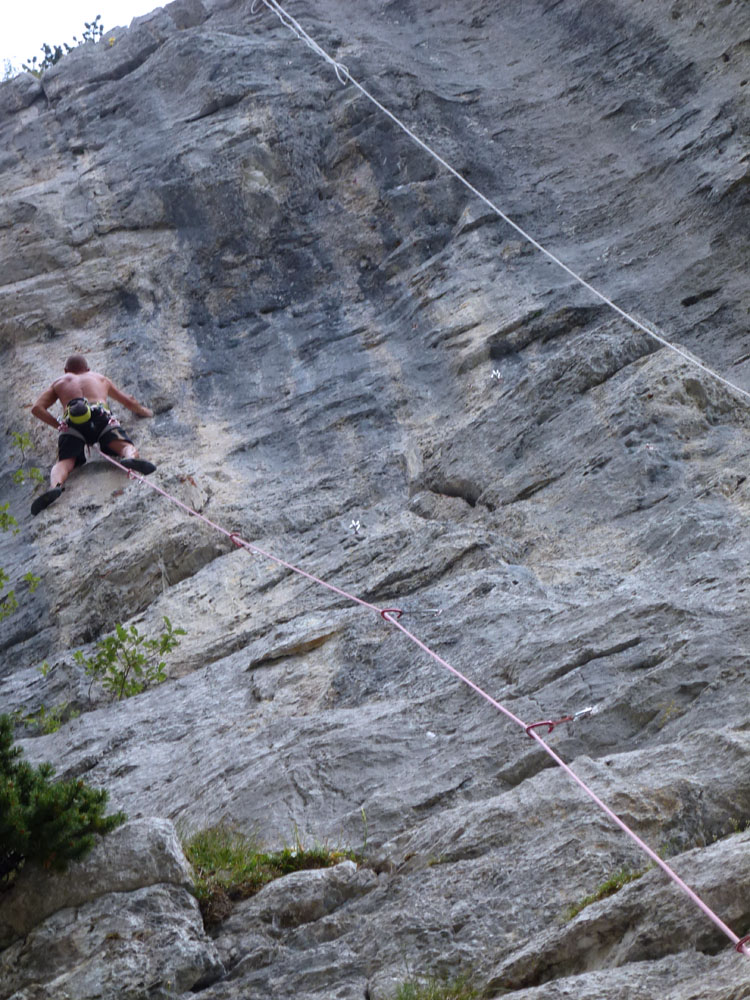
top-left (390, 973), bottom-right (480, 1000)
top-left (564, 865), bottom-right (645, 921)
top-left (182, 823), bottom-right (356, 926)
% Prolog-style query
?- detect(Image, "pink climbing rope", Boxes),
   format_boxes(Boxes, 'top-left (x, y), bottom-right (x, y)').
top-left (100, 451), bottom-right (749, 955)
top-left (101, 453), bottom-right (381, 615)
top-left (382, 607), bottom-right (748, 953)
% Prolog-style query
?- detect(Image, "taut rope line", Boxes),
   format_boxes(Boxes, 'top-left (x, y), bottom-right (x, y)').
top-left (251, 0), bottom-right (750, 406)
top-left (99, 450), bottom-right (749, 956)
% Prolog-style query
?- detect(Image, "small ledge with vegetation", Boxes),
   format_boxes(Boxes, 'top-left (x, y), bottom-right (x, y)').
top-left (182, 823), bottom-right (359, 927)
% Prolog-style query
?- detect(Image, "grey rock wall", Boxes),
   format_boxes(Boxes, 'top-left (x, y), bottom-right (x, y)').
top-left (0, 819), bottom-right (223, 999)
top-left (1, 0), bottom-right (749, 997)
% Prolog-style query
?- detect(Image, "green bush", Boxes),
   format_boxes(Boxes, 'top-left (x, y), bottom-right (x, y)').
top-left (1, 432), bottom-right (44, 621)
top-left (74, 616), bottom-right (185, 700)
top-left (0, 503), bottom-right (18, 534)
top-left (22, 15), bottom-right (104, 75)
top-left (182, 823), bottom-right (356, 926)
top-left (19, 702), bottom-right (79, 736)
top-left (0, 503), bottom-right (20, 623)
top-left (0, 714), bottom-right (125, 884)
top-left (10, 431), bottom-right (44, 488)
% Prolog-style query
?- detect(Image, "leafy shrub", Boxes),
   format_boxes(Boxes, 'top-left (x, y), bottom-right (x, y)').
top-left (0, 714), bottom-right (125, 883)
top-left (0, 504), bottom-right (18, 534)
top-left (0, 503), bottom-right (20, 623)
top-left (19, 702), bottom-right (79, 735)
top-left (0, 570), bottom-right (18, 622)
top-left (74, 616), bottom-right (185, 700)
top-left (1, 432), bottom-right (44, 621)
top-left (182, 823), bottom-right (356, 926)
top-left (10, 431), bottom-right (44, 488)
top-left (22, 15), bottom-right (104, 75)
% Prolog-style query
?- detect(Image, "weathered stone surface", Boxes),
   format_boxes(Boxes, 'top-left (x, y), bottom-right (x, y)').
top-left (0, 73), bottom-right (42, 116)
top-left (486, 829), bottom-right (750, 991)
top-left (480, 952), bottom-right (749, 1000)
top-left (221, 860), bottom-right (377, 931)
top-left (0, 820), bottom-right (222, 1000)
top-left (1, 0), bottom-right (750, 997)
top-left (0, 884), bottom-right (223, 1000)
top-left (0, 818), bottom-right (193, 948)
top-left (210, 860), bottom-right (379, 983)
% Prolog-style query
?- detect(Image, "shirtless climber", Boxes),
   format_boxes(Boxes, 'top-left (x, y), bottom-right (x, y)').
top-left (29, 354), bottom-right (156, 516)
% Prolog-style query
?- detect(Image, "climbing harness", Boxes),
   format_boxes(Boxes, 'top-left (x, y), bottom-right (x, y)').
top-left (60, 398), bottom-right (122, 448)
top-left (100, 450), bottom-right (749, 957)
top-left (69, 0), bottom-right (750, 959)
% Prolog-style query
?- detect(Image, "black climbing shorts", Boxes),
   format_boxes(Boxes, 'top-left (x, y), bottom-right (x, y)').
top-left (58, 410), bottom-right (134, 467)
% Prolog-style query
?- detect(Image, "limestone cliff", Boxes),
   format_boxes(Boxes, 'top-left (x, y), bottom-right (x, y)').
top-left (1, 0), bottom-right (750, 997)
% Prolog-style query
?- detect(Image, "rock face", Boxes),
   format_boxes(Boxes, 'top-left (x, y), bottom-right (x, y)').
top-left (0, 819), bottom-right (223, 998)
top-left (1, 0), bottom-right (750, 997)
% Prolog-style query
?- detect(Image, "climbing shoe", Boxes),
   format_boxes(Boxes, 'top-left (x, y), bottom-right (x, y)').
top-left (30, 486), bottom-right (63, 516)
top-left (119, 458), bottom-right (156, 475)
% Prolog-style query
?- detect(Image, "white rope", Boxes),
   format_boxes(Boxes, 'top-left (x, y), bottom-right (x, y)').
top-left (252, 0), bottom-right (750, 406)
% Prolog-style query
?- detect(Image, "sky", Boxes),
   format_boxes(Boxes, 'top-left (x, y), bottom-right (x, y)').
top-left (2, 1), bottom-right (160, 70)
